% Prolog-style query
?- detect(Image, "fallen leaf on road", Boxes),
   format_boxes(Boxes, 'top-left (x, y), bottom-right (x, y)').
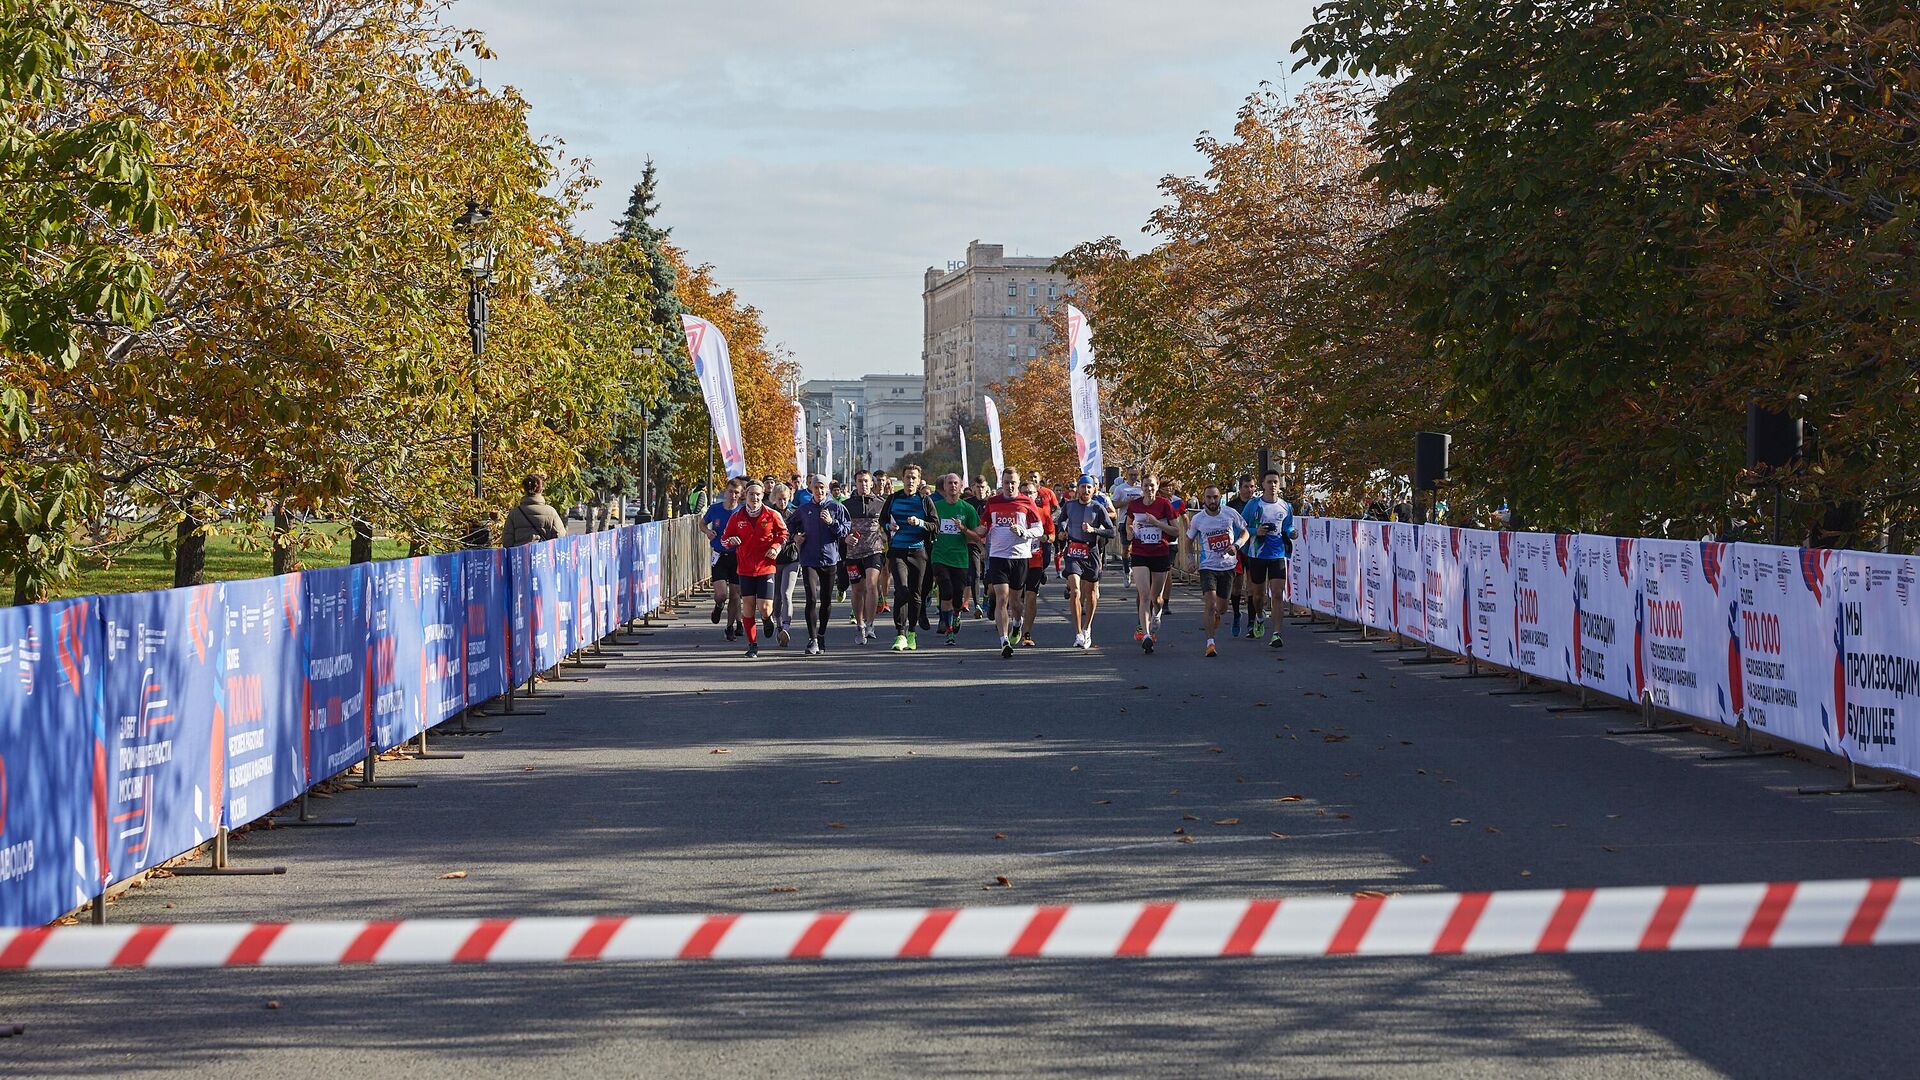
top-left (1400, 740), bottom-right (1413, 746)
top-left (1344, 772), bottom-right (1362, 778)
top-left (1132, 685), bottom-right (1149, 690)
top-left (1278, 794), bottom-right (1304, 802)
top-left (1552, 822), bottom-right (1570, 828)
top-left (1178, 835), bottom-right (1195, 844)
top-left (769, 886), bottom-right (799, 893)
top-left (1521, 870), bottom-right (1534, 877)
top-left (827, 823), bottom-right (847, 829)
top-left (1440, 778), bottom-right (1457, 784)
top-left (993, 833), bottom-right (1006, 840)
top-left (1093, 799), bottom-right (1112, 805)
top-left (818, 779), bottom-right (841, 785)
top-left (266, 1000), bottom-right (281, 1010)
top-left (1323, 734), bottom-right (1350, 743)
top-left (1173, 827), bottom-right (1187, 835)
top-left (1169, 789), bottom-right (1180, 795)
top-left (1214, 818), bottom-right (1241, 826)
top-left (1418, 855), bottom-right (1432, 864)
top-left (1182, 815), bottom-right (1199, 821)
top-left (522, 767), bottom-right (535, 772)
top-left (994, 876), bottom-right (1013, 887)
top-left (1069, 766), bottom-right (1080, 772)
top-left (709, 748), bottom-right (731, 755)
top-left (1354, 890), bottom-right (1388, 900)
top-left (1315, 809), bottom-right (1329, 816)
top-left (439, 871), bottom-right (468, 879)
top-left (1449, 818), bottom-right (1470, 826)
top-left (1207, 746), bottom-right (1224, 754)
top-left (1336, 813), bottom-right (1353, 820)
top-left (1484, 826), bottom-right (1500, 834)
top-left (1254, 702), bottom-right (1269, 708)
top-left (1602, 846), bottom-right (1618, 853)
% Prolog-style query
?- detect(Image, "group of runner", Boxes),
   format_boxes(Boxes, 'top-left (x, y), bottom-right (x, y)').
top-left (700, 463), bottom-right (1296, 660)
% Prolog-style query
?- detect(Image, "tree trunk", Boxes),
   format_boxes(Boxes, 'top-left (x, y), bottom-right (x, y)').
top-left (173, 508), bottom-right (207, 588)
top-left (271, 502), bottom-right (294, 576)
top-left (407, 538), bottom-right (426, 559)
top-left (350, 518), bottom-right (375, 564)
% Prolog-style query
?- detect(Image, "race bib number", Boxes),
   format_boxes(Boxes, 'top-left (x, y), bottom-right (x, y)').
top-left (1066, 540), bottom-right (1091, 560)
top-left (939, 517), bottom-right (960, 535)
top-left (1205, 531), bottom-right (1233, 554)
top-left (1135, 525), bottom-right (1162, 545)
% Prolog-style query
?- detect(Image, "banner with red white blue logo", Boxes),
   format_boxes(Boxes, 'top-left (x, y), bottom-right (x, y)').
top-left (463, 549), bottom-right (508, 708)
top-left (1510, 531), bottom-right (1573, 684)
top-left (1390, 524), bottom-right (1426, 643)
top-left (1331, 519), bottom-right (1358, 623)
top-left (1570, 536), bottom-right (1640, 703)
top-left (1731, 543), bottom-right (1836, 754)
top-left (216, 574), bottom-right (306, 829)
top-left (1287, 517), bottom-right (1309, 610)
top-left (300, 563), bottom-right (370, 785)
top-left (0, 599), bottom-right (103, 926)
top-left (1358, 520), bottom-right (1393, 632)
top-left (1421, 527), bottom-right (1467, 655)
top-left (1462, 528), bottom-right (1516, 668)
top-left (1825, 549), bottom-right (1920, 771)
top-left (1635, 539), bottom-right (1731, 723)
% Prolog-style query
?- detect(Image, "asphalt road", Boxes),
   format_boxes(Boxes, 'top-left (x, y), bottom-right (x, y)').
top-left (7, 582), bottom-right (1920, 1078)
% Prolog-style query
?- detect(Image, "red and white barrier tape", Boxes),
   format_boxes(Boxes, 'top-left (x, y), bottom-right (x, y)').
top-left (6, 878), bottom-right (1915, 970)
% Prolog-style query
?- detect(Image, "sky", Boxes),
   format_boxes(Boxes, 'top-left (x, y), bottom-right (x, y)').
top-left (450, 1), bottom-right (1319, 381)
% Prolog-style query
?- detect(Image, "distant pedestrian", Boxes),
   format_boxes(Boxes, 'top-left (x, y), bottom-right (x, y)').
top-left (502, 474), bottom-right (566, 547)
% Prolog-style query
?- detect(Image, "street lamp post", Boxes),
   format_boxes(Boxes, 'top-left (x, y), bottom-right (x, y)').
top-left (454, 201), bottom-right (496, 532)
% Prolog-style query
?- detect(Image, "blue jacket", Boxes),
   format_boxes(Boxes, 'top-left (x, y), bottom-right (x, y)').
top-left (788, 499), bottom-right (852, 568)
top-left (882, 490), bottom-right (939, 550)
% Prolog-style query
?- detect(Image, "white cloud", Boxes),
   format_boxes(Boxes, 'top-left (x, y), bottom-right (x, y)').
top-left (450, 0), bottom-right (1319, 378)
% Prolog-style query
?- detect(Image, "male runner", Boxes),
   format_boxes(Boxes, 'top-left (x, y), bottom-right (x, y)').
top-left (881, 463), bottom-right (938, 651)
top-left (719, 480), bottom-right (789, 658)
top-left (788, 475), bottom-right (850, 654)
top-left (1241, 469), bottom-right (1297, 649)
top-left (962, 477), bottom-right (990, 619)
top-left (829, 479), bottom-right (850, 600)
top-left (1110, 467), bottom-right (1144, 583)
top-left (842, 471), bottom-right (888, 642)
top-left (1016, 479), bottom-right (1053, 646)
top-left (1056, 474), bottom-right (1116, 650)
top-left (1124, 475), bottom-right (1179, 653)
top-left (930, 472), bottom-right (983, 645)
top-left (1226, 474), bottom-right (1256, 637)
top-left (702, 476), bottom-right (745, 640)
top-left (1187, 485), bottom-right (1252, 657)
top-left (983, 467), bottom-right (1046, 659)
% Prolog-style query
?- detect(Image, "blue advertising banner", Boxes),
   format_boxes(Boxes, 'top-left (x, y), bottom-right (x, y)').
top-left (594, 530), bottom-right (618, 639)
top-left (99, 585), bottom-right (221, 883)
top-left (616, 526), bottom-right (638, 624)
top-left (462, 549), bottom-right (508, 706)
top-left (528, 539), bottom-right (563, 672)
top-left (0, 599), bottom-right (103, 926)
top-left (641, 522), bottom-right (663, 613)
top-left (217, 575), bottom-right (305, 828)
top-left (300, 564), bottom-right (369, 784)
top-left (556, 536), bottom-right (584, 655)
top-left (507, 543), bottom-right (535, 687)
top-left (419, 554), bottom-right (464, 728)
top-left (367, 559), bottom-right (422, 751)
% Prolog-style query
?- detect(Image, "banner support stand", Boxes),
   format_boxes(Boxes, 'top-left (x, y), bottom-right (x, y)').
top-left (269, 789), bottom-right (355, 828)
top-left (1488, 672), bottom-right (1557, 696)
top-left (355, 749), bottom-right (418, 789)
top-left (168, 826), bottom-right (287, 877)
top-left (91, 895), bottom-right (105, 925)
top-left (438, 707), bottom-right (503, 736)
top-left (1699, 721), bottom-right (1790, 762)
top-left (1796, 759), bottom-right (1902, 796)
top-left (1599, 690), bottom-right (1684, 729)
top-left (404, 728), bottom-right (463, 761)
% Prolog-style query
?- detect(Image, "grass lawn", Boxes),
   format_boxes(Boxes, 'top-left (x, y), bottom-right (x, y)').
top-left (64, 522), bottom-right (411, 598)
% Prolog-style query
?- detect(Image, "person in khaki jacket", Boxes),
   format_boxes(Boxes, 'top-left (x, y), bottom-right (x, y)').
top-left (502, 474), bottom-right (567, 547)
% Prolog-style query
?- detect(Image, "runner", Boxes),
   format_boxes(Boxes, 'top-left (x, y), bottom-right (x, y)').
top-left (983, 466), bottom-right (1046, 659)
top-left (1124, 475), bottom-right (1180, 653)
top-left (788, 474), bottom-right (850, 654)
top-left (1016, 479), bottom-right (1053, 646)
top-left (872, 470), bottom-right (893, 616)
top-left (1158, 479), bottom-right (1184, 621)
top-left (962, 477), bottom-right (990, 620)
top-left (1187, 484), bottom-right (1252, 657)
top-left (702, 476), bottom-right (745, 640)
top-left (1240, 469), bottom-right (1297, 649)
top-left (881, 463), bottom-right (938, 651)
top-left (929, 472), bottom-right (983, 645)
top-left (829, 479), bottom-right (850, 601)
top-left (1226, 474), bottom-right (1256, 637)
top-left (915, 473), bottom-right (937, 633)
top-left (842, 471), bottom-right (888, 642)
top-left (718, 480), bottom-right (789, 659)
top-left (1056, 473), bottom-right (1117, 650)
top-left (766, 482), bottom-right (799, 646)
top-left (1110, 467), bottom-right (1143, 583)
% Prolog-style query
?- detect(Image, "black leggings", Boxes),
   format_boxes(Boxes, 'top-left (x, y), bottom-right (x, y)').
top-left (802, 565), bottom-right (836, 640)
top-left (887, 548), bottom-right (929, 633)
top-left (933, 563), bottom-right (967, 612)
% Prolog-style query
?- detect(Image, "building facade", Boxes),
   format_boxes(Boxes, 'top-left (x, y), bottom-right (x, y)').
top-left (798, 374), bottom-right (927, 481)
top-left (922, 240), bottom-right (1074, 430)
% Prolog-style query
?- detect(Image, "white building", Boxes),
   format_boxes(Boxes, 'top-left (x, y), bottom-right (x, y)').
top-left (798, 374), bottom-right (926, 481)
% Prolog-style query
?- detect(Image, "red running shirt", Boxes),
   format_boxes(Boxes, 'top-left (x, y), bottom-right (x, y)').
top-left (1126, 497), bottom-right (1178, 558)
top-left (721, 506), bottom-right (790, 577)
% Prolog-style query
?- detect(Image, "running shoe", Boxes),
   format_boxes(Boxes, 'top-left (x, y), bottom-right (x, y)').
top-left (1001, 637), bottom-right (1014, 659)
top-left (945, 630), bottom-right (957, 646)
top-left (849, 612), bottom-right (859, 625)
top-left (1247, 620), bottom-right (1262, 639)
top-left (763, 617), bottom-right (777, 638)
top-left (805, 640), bottom-right (820, 655)
top-left (777, 627), bottom-right (791, 647)
top-left (878, 601), bottom-right (890, 613)
top-left (1268, 633), bottom-right (1284, 649)
top-left (745, 643), bottom-right (758, 659)
top-left (906, 631), bottom-right (918, 651)
top-left (891, 634), bottom-right (908, 652)
top-left (725, 627), bottom-right (737, 642)
top-left (972, 606), bottom-right (986, 620)
top-left (1205, 641), bottom-right (1218, 658)
top-left (1142, 635), bottom-right (1155, 654)
top-left (1134, 626), bottom-right (1145, 641)
top-left (1021, 633), bottom-right (1035, 647)
top-left (1231, 614), bottom-right (1241, 638)
top-left (710, 604), bottom-right (723, 624)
